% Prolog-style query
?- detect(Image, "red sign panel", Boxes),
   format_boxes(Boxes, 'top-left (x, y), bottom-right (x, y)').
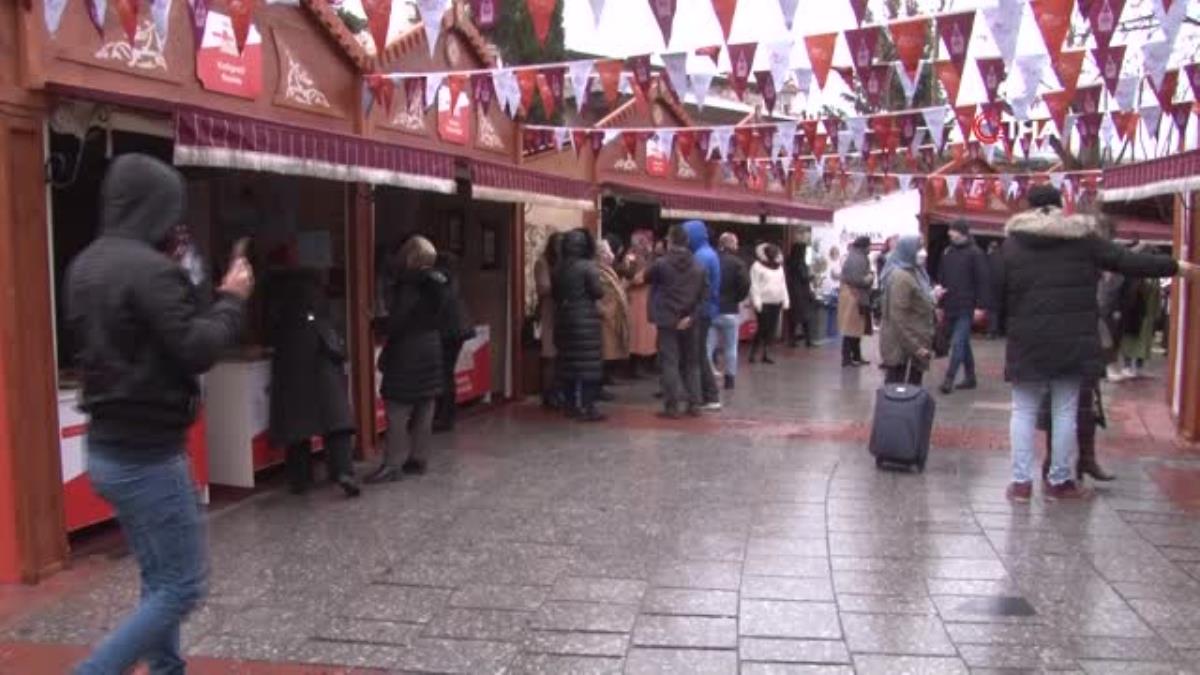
top-left (196, 11), bottom-right (262, 100)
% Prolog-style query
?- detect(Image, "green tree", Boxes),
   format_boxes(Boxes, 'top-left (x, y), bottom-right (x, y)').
top-left (480, 0), bottom-right (566, 122)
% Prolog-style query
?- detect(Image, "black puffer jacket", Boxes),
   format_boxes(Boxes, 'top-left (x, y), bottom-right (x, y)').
top-left (553, 229), bottom-right (604, 383)
top-left (938, 238), bottom-right (990, 318)
top-left (379, 269), bottom-right (449, 402)
top-left (998, 207), bottom-right (1177, 382)
top-left (65, 154), bottom-right (244, 455)
top-left (718, 250), bottom-right (750, 314)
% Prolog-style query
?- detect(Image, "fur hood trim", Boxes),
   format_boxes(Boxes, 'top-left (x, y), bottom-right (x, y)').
top-left (1005, 207), bottom-right (1096, 240)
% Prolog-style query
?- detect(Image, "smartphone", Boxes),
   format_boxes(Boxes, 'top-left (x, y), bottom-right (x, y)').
top-left (231, 237), bottom-right (250, 262)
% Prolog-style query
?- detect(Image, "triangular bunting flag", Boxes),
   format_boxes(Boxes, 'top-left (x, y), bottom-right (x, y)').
top-left (567, 60), bottom-right (593, 112)
top-left (553, 127), bottom-right (570, 151)
top-left (1076, 85), bottom-right (1103, 115)
top-left (648, 0), bottom-right (677, 47)
top-left (756, 71), bottom-right (778, 114)
top-left (898, 174), bottom-right (914, 192)
top-left (805, 34), bottom-right (838, 90)
top-left (1087, 0), bottom-right (1124, 50)
top-left (982, 0), bottom-right (1023, 65)
top-left (1013, 54), bottom-right (1046, 101)
top-left (823, 117), bottom-right (841, 139)
top-left (710, 0), bottom-right (738, 42)
top-left (777, 0), bottom-right (799, 30)
top-left (1114, 76), bottom-right (1140, 112)
top-left (151, 0), bottom-right (173, 44)
top-left (572, 129), bottom-right (588, 156)
top-left (185, 0), bottom-right (207, 46)
top-left (656, 128), bottom-right (676, 159)
top-left (847, 117), bottom-right (868, 152)
top-left (713, 127), bottom-right (734, 159)
top-left (937, 12), bottom-right (975, 75)
top-left (923, 106), bottom-right (949, 150)
top-left (944, 174), bottom-right (962, 199)
top-left (1185, 64), bottom-right (1200, 103)
top-left (775, 121), bottom-right (797, 158)
top-left (527, 0), bottom-right (555, 46)
top-left (1142, 105), bottom-right (1163, 140)
top-left (1031, 0), bottom-right (1073, 59)
top-left (1111, 111), bottom-right (1139, 142)
top-left (844, 26), bottom-right (881, 78)
top-left (889, 18), bottom-right (929, 80)
top-left (1051, 50), bottom-right (1086, 99)
top-left (727, 43), bottom-right (758, 100)
top-left (493, 69), bottom-right (520, 116)
top-left (897, 112), bottom-right (920, 148)
top-left (416, 0), bottom-right (451, 56)
top-left (1142, 41), bottom-right (1171, 91)
top-left (45, 0), bottom-right (69, 34)
top-left (661, 52), bottom-right (688, 100)
top-left (1168, 102), bottom-right (1192, 136)
top-left (588, 0), bottom-right (605, 27)
top-left (515, 70), bottom-right (537, 114)
top-left (1049, 172), bottom-right (1065, 190)
top-left (690, 72), bottom-right (714, 108)
top-left (469, 0), bottom-right (497, 30)
top-left (1093, 45), bottom-right (1126, 96)
top-left (627, 54), bottom-right (653, 101)
top-left (976, 57), bottom-right (1007, 103)
top-left (793, 68), bottom-right (814, 97)
top-left (935, 62), bottom-right (962, 105)
top-left (1150, 69), bottom-right (1178, 110)
top-left (954, 105), bottom-right (977, 142)
top-left (863, 65), bottom-right (892, 109)
top-left (595, 60), bottom-right (623, 106)
top-left (766, 41), bottom-right (792, 92)
top-left (404, 76), bottom-right (426, 112)
top-left (848, 0), bottom-right (869, 26)
top-left (447, 74), bottom-right (467, 111)
top-left (114, 0), bottom-right (138, 44)
top-left (1153, 0), bottom-right (1187, 44)
top-left (696, 45), bottom-right (721, 66)
top-left (1042, 90), bottom-right (1072, 133)
top-left (896, 62), bottom-right (922, 107)
top-left (537, 66), bottom-right (565, 118)
top-left (361, 0), bottom-right (391, 55)
top-left (425, 73), bottom-right (446, 110)
top-left (470, 73), bottom-right (495, 115)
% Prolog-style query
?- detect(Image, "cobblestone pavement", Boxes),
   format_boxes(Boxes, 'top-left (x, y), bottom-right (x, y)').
top-left (5, 339), bottom-right (1200, 674)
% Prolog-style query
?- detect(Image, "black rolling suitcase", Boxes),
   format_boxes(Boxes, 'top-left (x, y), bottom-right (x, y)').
top-left (869, 365), bottom-right (936, 472)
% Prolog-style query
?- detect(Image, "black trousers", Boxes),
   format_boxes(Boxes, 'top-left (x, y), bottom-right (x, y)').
top-left (883, 361), bottom-right (924, 386)
top-left (658, 326), bottom-right (700, 410)
top-left (842, 336), bottom-right (864, 364)
top-left (286, 430), bottom-right (355, 491)
top-left (752, 304), bottom-right (783, 357)
top-left (434, 339), bottom-right (465, 430)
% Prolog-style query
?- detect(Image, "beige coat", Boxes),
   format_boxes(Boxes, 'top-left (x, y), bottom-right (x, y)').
top-left (879, 268), bottom-right (936, 370)
top-left (597, 264), bottom-right (630, 360)
top-left (838, 284), bottom-right (869, 337)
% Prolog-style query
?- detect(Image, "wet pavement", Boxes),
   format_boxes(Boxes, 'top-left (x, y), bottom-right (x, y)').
top-left (5, 338), bottom-right (1200, 674)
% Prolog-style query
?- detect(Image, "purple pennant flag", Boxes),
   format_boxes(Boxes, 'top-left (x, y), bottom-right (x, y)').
top-left (1185, 64), bottom-right (1200, 103)
top-left (627, 54), bottom-right (653, 100)
top-left (1077, 112), bottom-right (1103, 149)
top-left (1087, 0), bottom-right (1124, 50)
top-left (1169, 102), bottom-right (1192, 136)
top-left (848, 0), bottom-right (869, 26)
top-left (88, 0), bottom-right (108, 35)
top-left (152, 0), bottom-right (173, 44)
top-left (1075, 85), bottom-right (1103, 115)
top-left (843, 26), bottom-right (880, 78)
top-left (777, 0), bottom-right (799, 29)
top-left (186, 0), bottom-right (208, 47)
top-left (975, 57), bottom-right (1007, 103)
top-left (405, 76), bottom-right (427, 112)
top-left (756, 71), bottom-right (778, 114)
top-left (647, 0), bottom-right (677, 47)
top-left (471, 73), bottom-right (495, 115)
top-left (469, 0), bottom-right (498, 30)
top-left (863, 65), bottom-right (891, 109)
top-left (936, 12), bottom-right (975, 75)
top-left (727, 43), bottom-right (758, 101)
top-left (589, 131), bottom-right (605, 154)
top-left (1093, 44), bottom-right (1126, 96)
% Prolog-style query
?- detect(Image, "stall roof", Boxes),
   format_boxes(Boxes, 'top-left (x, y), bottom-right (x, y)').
top-left (605, 180), bottom-right (833, 226)
top-left (1101, 150), bottom-right (1200, 203)
top-left (927, 209), bottom-right (1172, 243)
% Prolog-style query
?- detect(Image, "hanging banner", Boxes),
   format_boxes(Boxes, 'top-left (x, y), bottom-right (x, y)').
top-left (954, 105), bottom-right (977, 142)
top-left (361, 0), bottom-right (391, 55)
top-left (844, 26), bottom-right (880, 78)
top-left (45, 0), bottom-right (69, 34)
top-left (793, 67), bottom-right (814, 98)
top-left (469, 0), bottom-right (497, 30)
top-left (897, 112), bottom-right (920, 148)
top-left (696, 45), bottom-right (721, 66)
top-left (537, 66), bottom-right (565, 118)
top-left (765, 41), bottom-right (792, 92)
top-left (1013, 53), bottom-right (1046, 100)
top-left (628, 54), bottom-right (653, 101)
top-left (621, 131), bottom-right (640, 158)
top-left (1153, 0), bottom-right (1187, 44)
top-left (756, 71), bottom-right (777, 114)
top-left (1168, 102), bottom-right (1192, 136)
top-left (805, 33), bottom-right (838, 90)
top-left (1142, 105), bottom-right (1163, 140)
top-left (527, 0), bottom-right (555, 47)
top-left (647, 130), bottom-right (671, 176)
top-left (711, 0), bottom-right (738, 43)
top-left (470, 73), bottom-right (495, 114)
top-left (446, 74), bottom-right (467, 111)
top-left (777, 0), bottom-right (799, 29)
top-left (115, 0), bottom-right (139, 44)
top-left (594, 60), bottom-right (623, 106)
top-left (186, 0), bottom-right (208, 47)
top-left (937, 12), bottom-right (975, 75)
top-left (648, 0), bottom-right (677, 47)
top-left (425, 74), bottom-right (445, 111)
top-left (727, 42), bottom-right (758, 101)
top-left (1042, 90), bottom-right (1072, 133)
top-left (1150, 69), bottom-right (1178, 110)
top-left (1114, 76), bottom-right (1139, 112)
top-left (982, 0), bottom-right (1022, 65)
top-left (1087, 0), bottom-right (1124, 49)
top-left (712, 127), bottom-right (734, 159)
top-left (151, 0), bottom-right (173, 44)
top-left (923, 106), bottom-right (949, 150)
top-left (1111, 111), bottom-right (1139, 142)
top-left (493, 69), bottom-right (520, 116)
top-left (976, 57), bottom-right (1007, 103)
top-left (566, 60), bottom-right (593, 111)
top-left (847, 117), bottom-right (868, 152)
top-left (417, 0), bottom-right (451, 56)
top-left (1052, 50), bottom-right (1086, 99)
top-left (571, 129), bottom-right (588, 156)
top-left (1076, 85), bottom-right (1103, 115)
top-left (676, 130), bottom-right (695, 159)
top-left (935, 62), bottom-right (961, 105)
top-left (863, 65), bottom-right (891, 109)
top-left (661, 52), bottom-right (688, 100)
top-left (87, 0), bottom-right (108, 35)
top-left (367, 75), bottom-right (396, 113)
top-left (848, 0), bottom-right (869, 26)
top-left (588, 0), bottom-right (605, 26)
top-left (1032, 0), bottom-right (1072, 59)
top-left (1093, 44), bottom-right (1126, 95)
top-left (1077, 112), bottom-right (1103, 149)
top-left (515, 69), bottom-right (538, 114)
top-left (774, 121), bottom-right (797, 158)
top-left (1185, 64), bottom-right (1200, 103)
top-left (889, 18), bottom-right (929, 80)
top-left (690, 72), bottom-right (714, 108)
top-left (1143, 40), bottom-right (1171, 93)
top-left (895, 62), bottom-right (922, 106)
top-left (227, 0), bottom-right (255, 54)
top-left (197, 10), bottom-right (262, 98)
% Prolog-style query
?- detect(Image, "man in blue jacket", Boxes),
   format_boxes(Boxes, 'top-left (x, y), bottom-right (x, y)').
top-left (684, 220), bottom-right (723, 410)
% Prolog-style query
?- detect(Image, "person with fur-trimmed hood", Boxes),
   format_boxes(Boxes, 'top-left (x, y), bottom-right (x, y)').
top-left (997, 185), bottom-right (1199, 503)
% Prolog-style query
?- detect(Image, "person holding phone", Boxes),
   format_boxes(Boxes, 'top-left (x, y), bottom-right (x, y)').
top-left (66, 154), bottom-right (254, 674)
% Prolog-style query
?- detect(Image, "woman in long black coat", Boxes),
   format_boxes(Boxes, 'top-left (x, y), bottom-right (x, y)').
top-left (366, 235), bottom-right (449, 484)
top-left (786, 242), bottom-right (817, 348)
top-left (266, 268), bottom-right (360, 497)
top-left (554, 229), bottom-right (606, 421)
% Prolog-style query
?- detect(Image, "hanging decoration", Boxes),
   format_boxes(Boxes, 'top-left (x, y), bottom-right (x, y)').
top-left (1168, 102), bottom-right (1192, 136)
top-left (1153, 0), bottom-right (1188, 44)
top-left (516, 69), bottom-right (538, 114)
top-left (727, 43), bottom-right (757, 100)
top-left (648, 0), bottom-right (677, 47)
top-left (1087, 0), bottom-right (1124, 50)
top-left (1042, 90), bottom-right (1072, 133)
top-left (1076, 85), bottom-right (1103, 115)
top-left (45, 0), bottom-right (69, 34)
top-left (863, 65), bottom-right (891, 109)
top-left (982, 0), bottom-right (1022, 65)
top-left (690, 72), bottom-right (714, 108)
top-left (696, 45), bottom-right (721, 66)
top-left (1111, 111), bottom-right (1139, 142)
top-left (1013, 54), bottom-right (1046, 103)
top-left (86, 0), bottom-right (108, 35)
top-left (1185, 64), bottom-right (1200, 102)
top-left (627, 54), bottom-right (653, 101)
top-left (417, 0), bottom-right (451, 56)
top-left (471, 73), bottom-right (495, 114)
top-left (755, 71), bottom-right (778, 114)
top-left (805, 33), bottom-right (838, 90)
top-left (469, 0), bottom-right (498, 31)
top-left (765, 41), bottom-right (792, 94)
top-left (537, 66), bottom-right (565, 118)
top-left (361, 0), bottom-right (391, 56)
top-left (1093, 44), bottom-right (1126, 96)
top-left (935, 62), bottom-right (962, 105)
top-left (936, 12), bottom-right (975, 75)
top-left (660, 52), bottom-right (688, 100)
top-left (593, 59), bottom-right (623, 106)
top-left (404, 76), bottom-right (426, 111)
top-left (493, 69), bottom-right (520, 116)
top-left (425, 74), bottom-right (445, 110)
top-left (1031, 0), bottom-right (1073, 59)
top-left (889, 18), bottom-right (930, 81)
top-left (1114, 76), bottom-right (1139, 112)
top-left (150, 0), bottom-right (173, 43)
top-left (1150, 69), bottom-right (1178, 110)
top-left (895, 62), bottom-right (922, 107)
top-left (1052, 50), bottom-right (1086, 99)
top-left (777, 0), bottom-right (799, 30)
top-left (710, 0), bottom-right (738, 43)
top-left (1142, 41), bottom-right (1171, 91)
top-left (228, 0), bottom-right (254, 54)
top-left (1142, 105), bottom-right (1163, 140)
top-left (975, 57), bottom-right (1007, 103)
top-left (447, 74), bottom-right (467, 111)
top-left (527, 0), bottom-right (556, 47)
top-left (844, 26), bottom-right (881, 79)
top-left (114, 0), bottom-right (139, 44)
top-left (793, 68), bottom-right (814, 98)
top-left (954, 105), bottom-right (977, 141)
top-left (186, 0), bottom-right (208, 47)
top-left (848, 0), bottom-right (869, 27)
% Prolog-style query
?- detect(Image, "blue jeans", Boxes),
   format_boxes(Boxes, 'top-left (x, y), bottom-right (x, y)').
top-left (76, 446), bottom-right (207, 675)
top-left (708, 313), bottom-right (741, 377)
top-left (1011, 379), bottom-right (1082, 486)
top-left (944, 313), bottom-right (976, 383)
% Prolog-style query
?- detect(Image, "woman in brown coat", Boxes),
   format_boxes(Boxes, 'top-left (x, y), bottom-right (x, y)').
top-left (618, 229), bottom-right (657, 376)
top-left (838, 236), bottom-right (875, 366)
top-left (597, 239), bottom-right (631, 364)
top-left (879, 235), bottom-right (936, 385)
top-left (535, 232), bottom-right (563, 408)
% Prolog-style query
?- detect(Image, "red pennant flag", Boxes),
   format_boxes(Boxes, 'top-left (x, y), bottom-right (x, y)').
top-left (811, 133), bottom-right (828, 161)
top-left (537, 67), bottom-right (564, 118)
top-left (516, 69), bottom-right (538, 114)
top-left (823, 117), bottom-right (841, 139)
top-left (727, 43), bottom-right (757, 100)
top-left (889, 18), bottom-right (929, 80)
top-left (935, 61), bottom-right (962, 105)
top-left (1074, 85), bottom-right (1103, 115)
top-left (1168, 102), bottom-right (1191, 137)
top-left (805, 34), bottom-right (838, 89)
top-left (1151, 69), bottom-right (1179, 110)
top-left (863, 64), bottom-right (891, 109)
top-left (1077, 112), bottom-right (1103, 149)
top-left (1093, 44), bottom-right (1126, 96)
top-left (937, 12), bottom-right (975, 75)
top-left (848, 0), bottom-right (869, 26)
top-left (677, 131), bottom-right (695, 158)
top-left (648, 0), bottom-right (677, 47)
top-left (800, 120), bottom-right (820, 153)
top-left (228, 0), bottom-right (255, 55)
top-left (447, 74), bottom-right (468, 111)
top-left (1111, 111), bottom-right (1138, 142)
top-left (870, 116), bottom-right (897, 152)
top-left (627, 54), bottom-right (652, 100)
top-left (1052, 50), bottom-right (1087, 99)
top-left (844, 26), bottom-right (881, 78)
top-left (470, 73), bottom-right (495, 114)
top-left (621, 131), bottom-right (640, 157)
top-left (115, 0), bottom-right (139, 44)
top-left (1042, 90), bottom-right (1072, 133)
top-left (361, 0), bottom-right (391, 55)
top-left (595, 60), bottom-right (623, 106)
top-left (1032, 0), bottom-right (1073, 59)
top-left (696, 45), bottom-right (722, 66)
top-left (1185, 64), bottom-right (1200, 103)
top-left (955, 105), bottom-right (977, 141)
top-left (710, 0), bottom-right (738, 42)
top-left (975, 57), bottom-right (1007, 103)
top-left (527, 0), bottom-right (556, 47)
top-left (755, 71), bottom-right (777, 114)
top-left (571, 130), bottom-right (588, 157)
top-left (1087, 0), bottom-right (1124, 50)
top-left (368, 75), bottom-right (396, 114)
top-left (832, 66), bottom-right (855, 88)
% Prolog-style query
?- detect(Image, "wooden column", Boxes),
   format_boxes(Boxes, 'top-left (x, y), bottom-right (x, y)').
top-left (509, 202), bottom-right (526, 399)
top-left (345, 184), bottom-right (378, 457)
top-left (1169, 192), bottom-right (1200, 441)
top-left (0, 99), bottom-right (69, 583)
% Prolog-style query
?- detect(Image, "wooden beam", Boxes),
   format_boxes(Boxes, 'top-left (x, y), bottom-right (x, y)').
top-left (345, 183), bottom-right (378, 458)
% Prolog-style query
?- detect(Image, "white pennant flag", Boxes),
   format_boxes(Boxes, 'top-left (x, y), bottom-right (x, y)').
top-left (151, 0), bottom-right (173, 43)
top-left (425, 73), bottom-right (446, 110)
top-left (604, 129), bottom-right (622, 146)
top-left (766, 41), bottom-right (793, 94)
top-left (910, 127), bottom-right (926, 154)
top-left (1099, 113), bottom-right (1117, 152)
top-left (982, 0), bottom-right (1023, 65)
top-left (945, 174), bottom-right (961, 197)
top-left (1049, 172), bottom-right (1065, 190)
top-left (589, 0), bottom-right (606, 27)
top-left (416, 0), bottom-right (452, 57)
top-left (657, 129), bottom-right (676, 158)
top-left (775, 121), bottom-right (797, 158)
top-left (1141, 105), bottom-right (1163, 139)
top-left (848, 173), bottom-right (865, 196)
top-left (898, 174), bottom-right (913, 192)
top-left (999, 174), bottom-right (1013, 194)
top-left (837, 131), bottom-right (853, 159)
top-left (984, 143), bottom-right (998, 164)
top-left (554, 128), bottom-right (571, 151)
top-left (619, 73), bottom-right (633, 95)
top-left (895, 62), bottom-right (922, 106)
top-left (690, 72), bottom-right (714, 109)
top-left (715, 127), bottom-right (734, 159)
top-left (44, 0), bottom-right (68, 33)
top-left (568, 60), bottom-right (594, 112)
top-left (1010, 97), bottom-right (1033, 122)
top-left (1007, 178), bottom-right (1021, 200)
top-left (805, 163), bottom-right (823, 188)
top-left (662, 52), bottom-right (690, 100)
top-left (1014, 54), bottom-right (1047, 100)
top-left (847, 117), bottom-right (868, 151)
top-left (922, 107), bottom-right (949, 149)
top-left (1114, 76), bottom-right (1140, 112)
top-left (793, 68), bottom-right (814, 97)
top-left (492, 69), bottom-right (520, 117)
top-left (1142, 41), bottom-right (1171, 91)
top-left (778, 0), bottom-right (800, 29)
top-left (1153, 0), bottom-right (1188, 44)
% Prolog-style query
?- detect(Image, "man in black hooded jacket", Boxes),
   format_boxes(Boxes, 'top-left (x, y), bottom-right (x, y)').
top-left (67, 154), bottom-right (252, 674)
top-left (645, 224), bottom-right (708, 418)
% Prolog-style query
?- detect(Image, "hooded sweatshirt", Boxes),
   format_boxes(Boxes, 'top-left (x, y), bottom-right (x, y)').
top-left (684, 220), bottom-right (721, 320)
top-left (750, 244), bottom-right (790, 311)
top-left (65, 154), bottom-right (245, 456)
top-left (646, 245), bottom-right (707, 328)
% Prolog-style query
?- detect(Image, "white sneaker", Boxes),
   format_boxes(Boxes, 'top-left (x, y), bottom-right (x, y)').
top-left (1122, 367), bottom-right (1138, 380)
top-left (701, 401), bottom-right (722, 411)
top-left (1107, 365), bottom-right (1128, 382)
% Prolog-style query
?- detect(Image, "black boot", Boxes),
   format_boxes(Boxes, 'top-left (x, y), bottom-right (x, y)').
top-left (841, 338), bottom-right (854, 367)
top-left (724, 374), bottom-right (735, 390)
top-left (286, 443), bottom-right (313, 495)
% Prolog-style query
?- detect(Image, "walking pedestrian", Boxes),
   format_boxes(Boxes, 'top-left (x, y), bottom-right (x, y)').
top-left (998, 185), bottom-right (1198, 502)
top-left (683, 220), bottom-right (723, 410)
top-left (838, 236), bottom-right (874, 367)
top-left (937, 220), bottom-right (990, 394)
top-left (710, 232), bottom-right (750, 390)
top-left (879, 235), bottom-right (936, 386)
top-left (433, 252), bottom-right (475, 432)
top-left (645, 224), bottom-right (707, 419)
top-left (66, 154), bottom-right (253, 674)
top-left (749, 243), bottom-right (790, 365)
top-left (596, 239), bottom-right (630, 397)
top-left (535, 232), bottom-right (563, 408)
top-left (554, 229), bottom-right (606, 421)
top-left (1118, 245), bottom-right (1160, 379)
top-left (786, 241), bottom-right (817, 348)
top-left (265, 267), bottom-right (360, 497)
top-left (367, 235), bottom-right (449, 483)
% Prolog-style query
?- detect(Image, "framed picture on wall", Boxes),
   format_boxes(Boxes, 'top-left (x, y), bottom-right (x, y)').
top-left (447, 214), bottom-right (465, 255)
top-left (482, 223), bottom-right (498, 270)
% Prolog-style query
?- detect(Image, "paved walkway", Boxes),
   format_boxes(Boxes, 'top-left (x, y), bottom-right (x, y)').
top-left (5, 339), bottom-right (1200, 674)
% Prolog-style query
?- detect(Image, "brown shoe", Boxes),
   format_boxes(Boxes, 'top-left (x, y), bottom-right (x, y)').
top-left (1045, 480), bottom-right (1092, 500)
top-left (1078, 460), bottom-right (1115, 482)
top-left (1006, 481), bottom-right (1033, 503)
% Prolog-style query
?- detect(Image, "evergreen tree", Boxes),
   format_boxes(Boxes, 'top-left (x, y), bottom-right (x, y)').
top-left (476, 0), bottom-right (566, 122)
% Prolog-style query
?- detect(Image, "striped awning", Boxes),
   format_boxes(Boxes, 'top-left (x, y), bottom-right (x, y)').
top-left (1102, 150), bottom-right (1200, 202)
top-left (605, 181), bottom-right (830, 226)
top-left (173, 108), bottom-right (457, 193)
top-left (472, 161), bottom-right (596, 211)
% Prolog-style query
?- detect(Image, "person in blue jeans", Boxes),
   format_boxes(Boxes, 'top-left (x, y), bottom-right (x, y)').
top-left (709, 232), bottom-right (750, 390)
top-left (65, 154), bottom-right (252, 674)
top-left (683, 220), bottom-right (723, 410)
top-left (937, 220), bottom-right (990, 394)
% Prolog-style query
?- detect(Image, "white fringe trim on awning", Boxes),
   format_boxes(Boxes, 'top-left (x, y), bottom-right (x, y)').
top-left (662, 208), bottom-right (761, 225)
top-left (1101, 175), bottom-right (1200, 203)
top-left (472, 185), bottom-right (595, 211)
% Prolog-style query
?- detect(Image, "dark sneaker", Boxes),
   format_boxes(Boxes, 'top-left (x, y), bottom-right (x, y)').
top-left (939, 381), bottom-right (955, 395)
top-left (657, 407), bottom-right (682, 420)
top-left (336, 475), bottom-right (362, 498)
top-left (363, 465), bottom-right (400, 484)
top-left (1006, 481), bottom-right (1033, 503)
top-left (1045, 480), bottom-right (1092, 500)
top-left (578, 408), bottom-right (607, 422)
top-left (686, 405), bottom-right (703, 418)
top-left (956, 379), bottom-right (978, 390)
top-left (724, 374), bottom-right (735, 390)
top-left (596, 389), bottom-right (616, 402)
top-left (401, 459), bottom-right (427, 476)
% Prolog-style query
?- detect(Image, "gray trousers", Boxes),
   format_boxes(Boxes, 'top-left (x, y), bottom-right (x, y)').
top-left (384, 398), bottom-right (435, 466)
top-left (658, 326), bottom-right (700, 409)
